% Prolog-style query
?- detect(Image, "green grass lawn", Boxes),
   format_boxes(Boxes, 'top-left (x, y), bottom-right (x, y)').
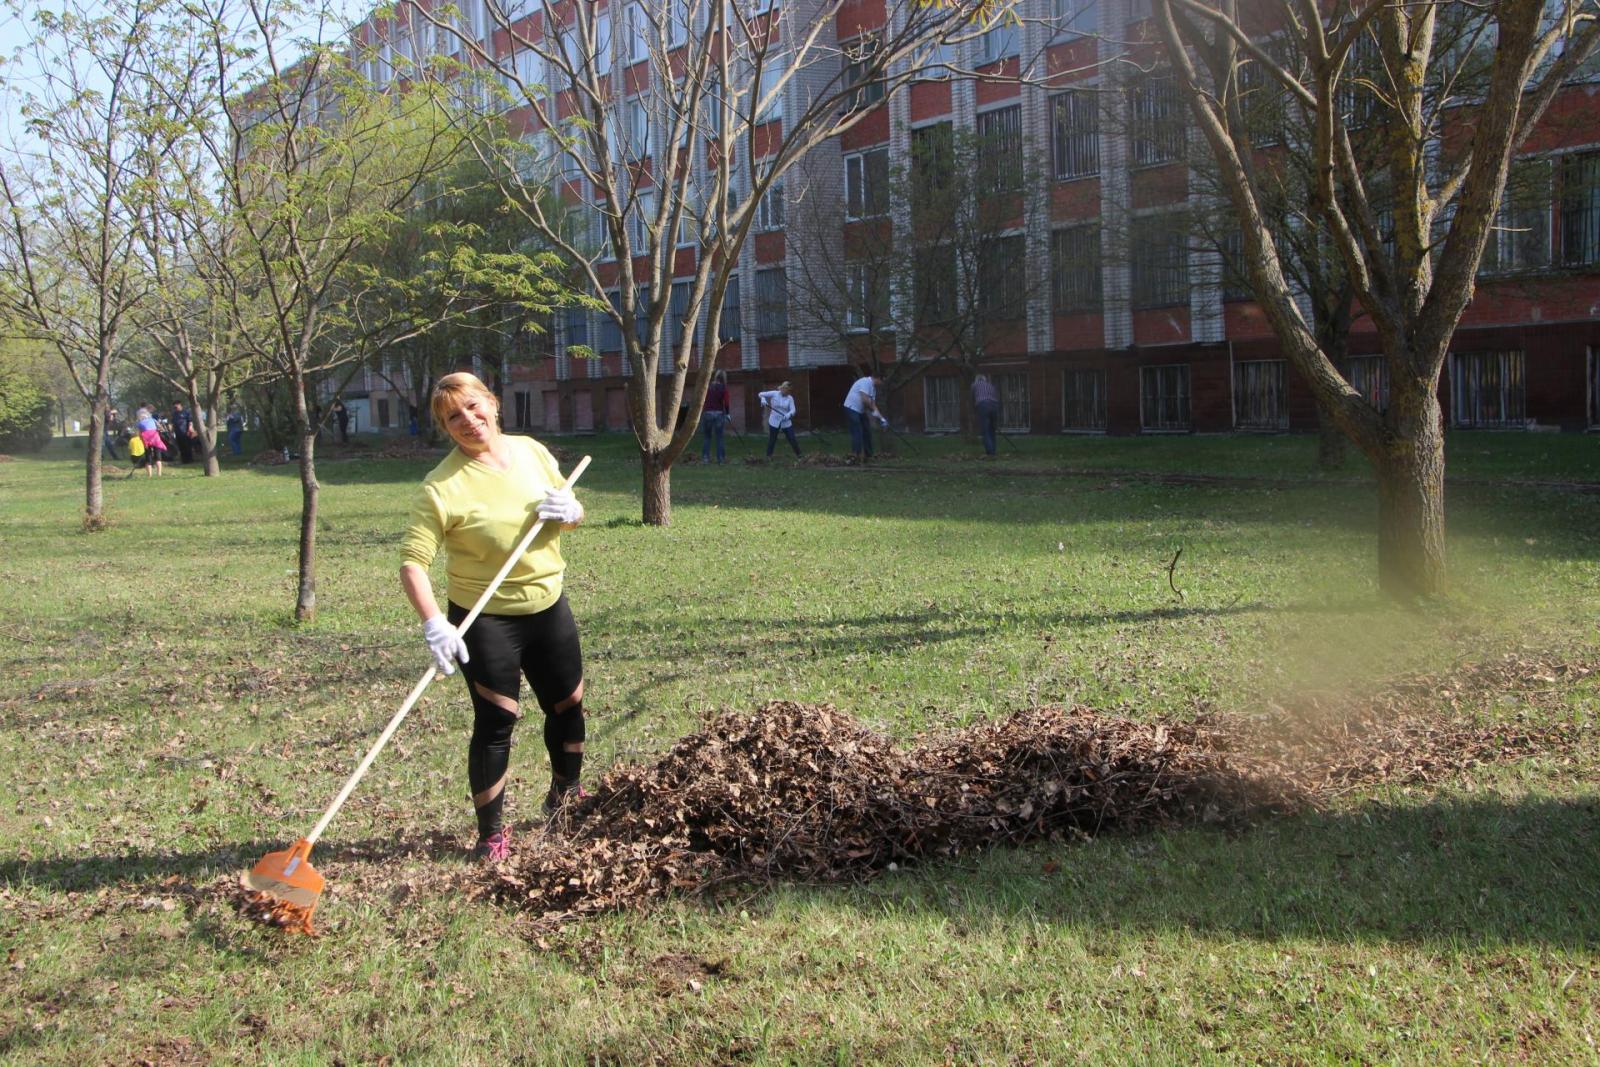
top-left (2, 430), bottom-right (1598, 1064)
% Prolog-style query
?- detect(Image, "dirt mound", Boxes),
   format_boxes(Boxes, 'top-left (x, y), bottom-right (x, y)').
top-left (475, 656), bottom-right (1592, 923)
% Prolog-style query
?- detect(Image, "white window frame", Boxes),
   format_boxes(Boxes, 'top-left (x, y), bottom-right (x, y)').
top-left (845, 148), bottom-right (889, 220)
top-left (755, 182), bottom-right (785, 231)
top-left (631, 188), bottom-right (655, 249)
top-left (1052, 0), bottom-right (1098, 38)
top-left (756, 57), bottom-right (786, 124)
top-left (627, 3), bottom-right (650, 64)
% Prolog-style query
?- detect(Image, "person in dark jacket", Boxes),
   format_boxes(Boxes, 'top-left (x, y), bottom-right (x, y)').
top-left (700, 371), bottom-right (731, 464)
top-left (171, 402), bottom-right (196, 464)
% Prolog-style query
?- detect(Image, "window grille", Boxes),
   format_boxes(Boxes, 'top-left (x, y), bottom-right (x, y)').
top-left (669, 281), bottom-right (691, 347)
top-left (1062, 368), bottom-right (1107, 431)
top-left (1051, 226), bottom-right (1102, 312)
top-left (910, 123), bottom-right (954, 216)
top-left (847, 264), bottom-right (890, 331)
top-left (755, 268), bottom-right (787, 337)
top-left (1050, 91), bottom-right (1099, 179)
top-left (976, 105), bottom-right (1023, 194)
top-left (564, 307), bottom-right (589, 352)
top-left (1561, 151), bottom-right (1600, 266)
top-left (1345, 355), bottom-right (1389, 412)
top-left (1450, 351), bottom-right (1526, 428)
top-left (1130, 76), bottom-right (1183, 166)
top-left (718, 275), bottom-right (741, 342)
top-left (1233, 359), bottom-right (1288, 430)
top-left (1140, 364), bottom-right (1191, 431)
top-left (978, 235), bottom-right (1027, 320)
top-left (599, 292), bottom-right (623, 351)
top-left (1131, 214), bottom-right (1188, 308)
top-left (924, 376), bottom-right (960, 430)
top-left (1482, 159), bottom-right (1551, 273)
top-left (914, 244), bottom-right (957, 325)
top-left (995, 372), bottom-right (1030, 432)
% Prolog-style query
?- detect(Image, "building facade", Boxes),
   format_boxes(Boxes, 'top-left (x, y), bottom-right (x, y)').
top-left (343, 0), bottom-right (1600, 438)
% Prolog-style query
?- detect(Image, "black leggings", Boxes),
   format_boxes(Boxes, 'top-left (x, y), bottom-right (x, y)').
top-left (766, 424), bottom-right (801, 457)
top-left (448, 594), bottom-right (584, 836)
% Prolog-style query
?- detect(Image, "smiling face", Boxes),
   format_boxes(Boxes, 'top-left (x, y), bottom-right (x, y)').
top-left (440, 392), bottom-right (500, 454)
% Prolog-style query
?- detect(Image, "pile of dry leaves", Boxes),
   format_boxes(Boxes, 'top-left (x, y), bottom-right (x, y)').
top-left (472, 654), bottom-right (1591, 922)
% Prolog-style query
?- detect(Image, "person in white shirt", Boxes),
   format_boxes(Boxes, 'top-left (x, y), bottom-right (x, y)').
top-left (841, 371), bottom-right (888, 464)
top-left (758, 381), bottom-right (802, 458)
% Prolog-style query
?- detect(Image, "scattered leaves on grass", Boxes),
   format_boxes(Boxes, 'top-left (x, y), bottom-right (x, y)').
top-left (233, 889), bottom-right (317, 935)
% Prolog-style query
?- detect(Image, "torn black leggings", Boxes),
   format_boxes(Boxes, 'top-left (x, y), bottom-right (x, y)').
top-left (448, 594), bottom-right (584, 838)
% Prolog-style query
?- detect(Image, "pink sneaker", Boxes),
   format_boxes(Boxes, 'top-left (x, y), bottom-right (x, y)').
top-left (471, 828), bottom-right (512, 863)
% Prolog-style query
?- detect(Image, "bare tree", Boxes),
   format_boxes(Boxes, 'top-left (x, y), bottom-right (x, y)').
top-left (0, 0), bottom-right (180, 526)
top-left (192, 0), bottom-right (549, 621)
top-left (786, 120), bottom-right (1049, 428)
top-left (409, 0), bottom-right (994, 523)
top-left (1151, 0), bottom-right (1600, 599)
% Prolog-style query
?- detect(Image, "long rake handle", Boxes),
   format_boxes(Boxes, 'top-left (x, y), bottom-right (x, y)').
top-left (304, 455), bottom-right (593, 847)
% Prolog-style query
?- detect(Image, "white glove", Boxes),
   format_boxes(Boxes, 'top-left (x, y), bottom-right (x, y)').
top-left (876, 413), bottom-right (889, 427)
top-left (538, 485), bottom-right (583, 525)
top-left (422, 615), bottom-right (469, 676)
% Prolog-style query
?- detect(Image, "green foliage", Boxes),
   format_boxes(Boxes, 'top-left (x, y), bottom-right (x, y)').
top-left (0, 359), bottom-right (53, 451)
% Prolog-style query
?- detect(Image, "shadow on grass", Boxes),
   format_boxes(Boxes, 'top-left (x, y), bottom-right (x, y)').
top-left (0, 830), bottom-right (463, 897)
top-left (842, 795), bottom-right (1600, 950)
top-left (585, 596), bottom-right (1385, 664)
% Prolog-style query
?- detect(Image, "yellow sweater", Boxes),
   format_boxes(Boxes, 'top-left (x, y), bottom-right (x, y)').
top-left (400, 435), bottom-right (567, 615)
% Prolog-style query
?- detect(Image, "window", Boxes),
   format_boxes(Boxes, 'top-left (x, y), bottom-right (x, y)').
top-left (669, 280), bottom-right (691, 347)
top-left (669, 0), bottom-right (688, 47)
top-left (627, 3), bottom-right (649, 63)
top-left (377, 397), bottom-right (391, 429)
top-left (914, 244), bottom-right (957, 325)
top-left (564, 306), bottom-right (589, 352)
top-left (978, 235), bottom-right (1026, 320)
top-left (995, 372), bottom-right (1029, 432)
top-left (599, 291), bottom-right (623, 351)
top-left (1130, 75), bottom-right (1184, 166)
top-left (845, 149), bottom-right (890, 219)
top-left (1053, 0), bottom-right (1098, 37)
top-left (1051, 226), bottom-right (1102, 312)
top-left (595, 12), bottom-right (612, 75)
top-left (1219, 231), bottom-right (1251, 301)
top-left (924, 376), bottom-right (960, 430)
top-left (910, 122), bottom-right (954, 217)
top-left (754, 267), bottom-right (787, 337)
top-left (847, 263), bottom-right (890, 331)
top-left (1131, 214), bottom-right (1189, 308)
top-left (630, 188), bottom-right (654, 248)
top-left (635, 285), bottom-right (651, 349)
top-left (718, 275), bottom-right (741, 342)
top-left (1561, 151), bottom-right (1600, 265)
top-left (1141, 364), bottom-right (1191, 431)
top-left (1051, 91), bottom-right (1099, 179)
top-left (755, 183), bottom-right (785, 230)
top-left (979, 14), bottom-right (1019, 64)
top-left (976, 105), bottom-right (1023, 195)
top-left (1345, 355), bottom-right (1388, 412)
top-left (757, 57), bottom-right (786, 124)
top-left (1336, 30), bottom-right (1381, 129)
top-left (843, 35), bottom-right (885, 110)
top-left (514, 49), bottom-right (542, 94)
top-left (1236, 48), bottom-right (1287, 148)
top-left (1483, 159), bottom-right (1552, 273)
top-left (1234, 359), bottom-right (1288, 430)
top-left (1451, 351), bottom-right (1526, 428)
top-left (1062, 369), bottom-right (1107, 431)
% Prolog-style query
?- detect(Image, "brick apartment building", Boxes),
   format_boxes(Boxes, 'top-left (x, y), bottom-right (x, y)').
top-left (339, 0), bottom-right (1600, 440)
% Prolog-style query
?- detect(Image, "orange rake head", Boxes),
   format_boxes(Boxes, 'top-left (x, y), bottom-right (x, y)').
top-left (241, 838), bottom-right (325, 934)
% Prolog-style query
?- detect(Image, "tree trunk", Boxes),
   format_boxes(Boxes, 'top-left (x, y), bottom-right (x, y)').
top-left (1316, 417), bottom-right (1347, 470)
top-left (83, 403), bottom-right (106, 529)
top-left (296, 429), bottom-right (320, 622)
top-left (1374, 392), bottom-right (1446, 601)
top-left (641, 448), bottom-right (672, 526)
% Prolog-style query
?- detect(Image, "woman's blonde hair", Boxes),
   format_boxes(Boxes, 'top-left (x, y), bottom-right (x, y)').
top-left (430, 371), bottom-right (499, 432)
